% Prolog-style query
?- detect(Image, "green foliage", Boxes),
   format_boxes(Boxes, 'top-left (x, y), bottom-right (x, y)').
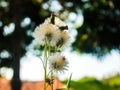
top-left (62, 75), bottom-right (120, 90)
top-left (109, 77), bottom-right (120, 87)
top-left (103, 74), bottom-right (120, 89)
top-left (78, 77), bottom-right (97, 83)
top-left (71, 0), bottom-right (120, 56)
top-left (63, 80), bottom-right (113, 90)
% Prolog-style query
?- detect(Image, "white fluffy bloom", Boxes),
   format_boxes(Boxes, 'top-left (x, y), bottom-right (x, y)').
top-left (34, 23), bottom-right (60, 46)
top-left (48, 53), bottom-right (68, 72)
top-left (56, 31), bottom-right (70, 49)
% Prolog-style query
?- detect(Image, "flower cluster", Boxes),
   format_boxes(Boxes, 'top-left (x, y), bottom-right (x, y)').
top-left (34, 14), bottom-right (70, 50)
top-left (34, 14), bottom-right (70, 90)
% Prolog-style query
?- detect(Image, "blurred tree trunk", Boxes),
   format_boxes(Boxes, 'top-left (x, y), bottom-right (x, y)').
top-left (11, 57), bottom-right (21, 90)
top-left (11, 22), bottom-right (23, 90)
top-left (11, 21), bottom-right (23, 90)
top-left (10, 0), bottom-right (24, 90)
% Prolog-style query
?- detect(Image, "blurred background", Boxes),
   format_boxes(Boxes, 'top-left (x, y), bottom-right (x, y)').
top-left (0, 0), bottom-right (120, 90)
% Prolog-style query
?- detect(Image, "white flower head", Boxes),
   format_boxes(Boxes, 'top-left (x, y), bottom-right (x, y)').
top-left (48, 53), bottom-right (68, 72)
top-left (34, 23), bottom-right (60, 46)
top-left (56, 31), bottom-right (70, 49)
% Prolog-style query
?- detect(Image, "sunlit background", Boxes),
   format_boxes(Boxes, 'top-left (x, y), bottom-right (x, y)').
top-left (0, 5), bottom-right (120, 81)
top-left (1, 47), bottom-right (120, 81)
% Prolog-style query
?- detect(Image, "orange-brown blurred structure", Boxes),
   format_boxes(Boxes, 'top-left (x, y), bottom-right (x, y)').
top-left (0, 77), bottom-right (65, 90)
top-left (0, 77), bottom-right (11, 90)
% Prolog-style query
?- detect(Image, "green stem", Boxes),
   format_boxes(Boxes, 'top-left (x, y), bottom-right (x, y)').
top-left (44, 39), bottom-right (48, 90)
top-left (48, 42), bottom-right (54, 90)
top-left (43, 68), bottom-right (47, 90)
top-left (48, 41), bottom-right (51, 56)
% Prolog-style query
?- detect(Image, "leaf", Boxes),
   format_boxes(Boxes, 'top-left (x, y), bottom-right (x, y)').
top-left (66, 73), bottom-right (72, 89)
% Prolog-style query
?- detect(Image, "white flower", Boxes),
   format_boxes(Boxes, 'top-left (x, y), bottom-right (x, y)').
top-left (56, 31), bottom-right (70, 49)
top-left (34, 23), bottom-right (60, 46)
top-left (48, 53), bottom-right (68, 72)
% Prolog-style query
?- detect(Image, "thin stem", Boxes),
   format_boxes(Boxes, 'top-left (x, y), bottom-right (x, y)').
top-left (44, 39), bottom-right (48, 90)
top-left (48, 41), bottom-right (51, 56)
top-left (40, 57), bottom-right (45, 69)
top-left (44, 68), bottom-right (47, 90)
top-left (47, 69), bottom-right (52, 76)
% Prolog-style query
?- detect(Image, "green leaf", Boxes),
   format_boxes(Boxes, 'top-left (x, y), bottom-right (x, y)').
top-left (66, 73), bottom-right (72, 89)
